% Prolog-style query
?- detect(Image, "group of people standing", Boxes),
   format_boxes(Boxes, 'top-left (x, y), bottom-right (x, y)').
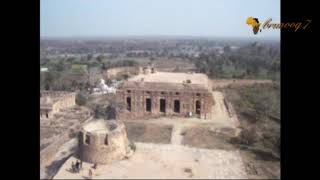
top-left (71, 160), bottom-right (82, 173)
top-left (71, 159), bottom-right (96, 179)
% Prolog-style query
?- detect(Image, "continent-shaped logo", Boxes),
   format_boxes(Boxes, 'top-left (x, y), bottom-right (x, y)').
top-left (246, 17), bottom-right (261, 35)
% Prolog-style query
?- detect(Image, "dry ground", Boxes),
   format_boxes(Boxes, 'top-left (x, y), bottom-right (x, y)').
top-left (54, 143), bottom-right (247, 179)
top-left (181, 126), bottom-right (236, 151)
top-left (239, 149), bottom-right (280, 179)
top-left (124, 122), bottom-right (173, 144)
top-left (221, 84), bottom-right (280, 179)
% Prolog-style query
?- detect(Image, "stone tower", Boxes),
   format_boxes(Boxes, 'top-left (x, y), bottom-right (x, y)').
top-left (79, 120), bottom-right (132, 164)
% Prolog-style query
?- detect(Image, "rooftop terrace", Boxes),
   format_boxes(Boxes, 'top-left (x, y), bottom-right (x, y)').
top-left (124, 72), bottom-right (211, 91)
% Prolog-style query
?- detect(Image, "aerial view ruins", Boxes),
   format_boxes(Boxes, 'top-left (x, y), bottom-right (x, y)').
top-left (40, 0), bottom-right (280, 179)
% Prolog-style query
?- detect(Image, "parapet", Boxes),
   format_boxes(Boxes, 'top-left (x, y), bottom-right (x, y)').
top-left (79, 120), bottom-right (131, 164)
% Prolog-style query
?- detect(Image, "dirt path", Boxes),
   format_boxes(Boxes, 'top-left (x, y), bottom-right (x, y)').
top-left (211, 91), bottom-right (229, 120)
top-left (171, 124), bottom-right (184, 145)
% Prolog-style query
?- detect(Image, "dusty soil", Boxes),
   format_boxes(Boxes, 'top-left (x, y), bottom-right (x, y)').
top-left (53, 143), bottom-right (247, 179)
top-left (239, 149), bottom-right (280, 179)
top-left (221, 84), bottom-right (281, 179)
top-left (181, 126), bottom-right (236, 151)
top-left (124, 122), bottom-right (173, 144)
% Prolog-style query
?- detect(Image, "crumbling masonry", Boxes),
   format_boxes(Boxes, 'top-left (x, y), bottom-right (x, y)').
top-left (40, 91), bottom-right (76, 119)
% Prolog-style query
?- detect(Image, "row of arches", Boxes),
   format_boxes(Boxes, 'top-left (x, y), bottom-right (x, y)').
top-left (126, 96), bottom-right (201, 116)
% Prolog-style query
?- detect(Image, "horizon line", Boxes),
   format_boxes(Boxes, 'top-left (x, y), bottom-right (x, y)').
top-left (40, 34), bottom-right (280, 41)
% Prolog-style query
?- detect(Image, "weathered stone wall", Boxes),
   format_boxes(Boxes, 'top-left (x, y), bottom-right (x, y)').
top-left (40, 91), bottom-right (76, 117)
top-left (116, 88), bottom-right (213, 120)
top-left (79, 121), bottom-right (129, 164)
top-left (52, 93), bottom-right (76, 113)
top-left (41, 91), bottom-right (75, 98)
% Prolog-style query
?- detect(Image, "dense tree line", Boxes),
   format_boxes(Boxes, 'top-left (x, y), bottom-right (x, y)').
top-left (192, 43), bottom-right (280, 81)
top-left (40, 57), bottom-right (138, 91)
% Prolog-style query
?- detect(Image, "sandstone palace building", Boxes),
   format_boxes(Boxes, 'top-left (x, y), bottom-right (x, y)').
top-left (116, 68), bottom-right (213, 120)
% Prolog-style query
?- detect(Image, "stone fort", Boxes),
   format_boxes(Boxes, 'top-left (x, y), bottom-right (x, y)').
top-left (40, 91), bottom-right (76, 119)
top-left (116, 68), bottom-right (214, 120)
top-left (78, 120), bottom-right (131, 164)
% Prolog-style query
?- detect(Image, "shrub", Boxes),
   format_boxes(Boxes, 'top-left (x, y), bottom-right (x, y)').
top-left (94, 105), bottom-right (105, 119)
top-left (75, 92), bottom-right (87, 106)
top-left (238, 128), bottom-right (258, 145)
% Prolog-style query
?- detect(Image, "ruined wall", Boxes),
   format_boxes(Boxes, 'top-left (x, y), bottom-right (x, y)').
top-left (116, 88), bottom-right (213, 120)
top-left (41, 91), bottom-right (75, 98)
top-left (51, 93), bottom-right (76, 113)
top-left (79, 121), bottom-right (129, 164)
top-left (40, 91), bottom-right (76, 116)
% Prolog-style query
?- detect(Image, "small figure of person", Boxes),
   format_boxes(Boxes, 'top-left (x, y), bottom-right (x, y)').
top-left (92, 163), bottom-right (98, 169)
top-left (88, 169), bottom-right (93, 179)
top-left (80, 160), bottom-right (83, 170)
top-left (71, 161), bottom-right (76, 173)
top-left (75, 160), bottom-right (80, 173)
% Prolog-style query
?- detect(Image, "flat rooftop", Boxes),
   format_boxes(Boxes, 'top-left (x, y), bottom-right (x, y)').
top-left (128, 72), bottom-right (210, 87)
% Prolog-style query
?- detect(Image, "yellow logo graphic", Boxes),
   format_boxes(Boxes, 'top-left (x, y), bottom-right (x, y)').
top-left (246, 17), bottom-right (261, 35)
top-left (246, 17), bottom-right (312, 35)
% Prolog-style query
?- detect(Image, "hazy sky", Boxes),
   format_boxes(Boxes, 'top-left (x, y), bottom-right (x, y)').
top-left (40, 0), bottom-right (280, 38)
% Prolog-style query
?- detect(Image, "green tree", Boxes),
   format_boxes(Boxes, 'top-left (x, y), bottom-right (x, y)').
top-left (94, 105), bottom-right (106, 119)
top-left (87, 54), bottom-right (93, 61)
top-left (96, 55), bottom-right (104, 63)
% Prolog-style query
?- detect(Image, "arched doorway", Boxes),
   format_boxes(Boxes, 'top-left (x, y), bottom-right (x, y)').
top-left (174, 100), bottom-right (180, 113)
top-left (196, 100), bottom-right (201, 117)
